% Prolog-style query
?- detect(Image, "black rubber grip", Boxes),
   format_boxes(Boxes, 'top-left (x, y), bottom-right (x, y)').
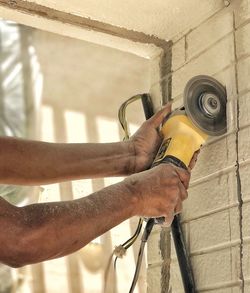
top-left (141, 94), bottom-right (154, 120)
top-left (153, 155), bottom-right (188, 170)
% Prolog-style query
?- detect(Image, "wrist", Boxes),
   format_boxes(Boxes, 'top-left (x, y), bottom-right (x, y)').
top-left (121, 141), bottom-right (136, 175)
top-left (121, 177), bottom-right (142, 216)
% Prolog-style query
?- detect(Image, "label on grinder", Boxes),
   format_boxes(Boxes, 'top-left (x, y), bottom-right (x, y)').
top-left (153, 138), bottom-right (172, 164)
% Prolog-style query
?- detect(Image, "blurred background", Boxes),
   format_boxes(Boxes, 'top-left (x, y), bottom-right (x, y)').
top-left (0, 19), bottom-right (151, 293)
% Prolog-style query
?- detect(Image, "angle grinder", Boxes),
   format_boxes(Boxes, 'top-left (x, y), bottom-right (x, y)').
top-left (149, 75), bottom-right (227, 293)
top-left (118, 75), bottom-right (227, 293)
top-left (152, 75), bottom-right (227, 224)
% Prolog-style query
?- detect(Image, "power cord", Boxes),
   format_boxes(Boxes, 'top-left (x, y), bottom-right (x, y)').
top-left (104, 94), bottom-right (154, 292)
top-left (128, 218), bottom-right (155, 293)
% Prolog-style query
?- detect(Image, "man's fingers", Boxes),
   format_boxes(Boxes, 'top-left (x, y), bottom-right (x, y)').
top-left (178, 181), bottom-right (188, 201)
top-left (175, 199), bottom-right (183, 214)
top-left (162, 211), bottom-right (175, 227)
top-left (148, 103), bottom-right (172, 128)
top-left (188, 150), bottom-right (200, 170)
top-left (174, 167), bottom-right (190, 189)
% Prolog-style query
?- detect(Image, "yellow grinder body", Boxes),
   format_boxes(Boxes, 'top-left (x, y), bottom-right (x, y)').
top-left (153, 111), bottom-right (208, 168)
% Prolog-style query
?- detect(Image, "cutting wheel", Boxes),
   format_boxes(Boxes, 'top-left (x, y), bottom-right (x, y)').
top-left (184, 75), bottom-right (227, 136)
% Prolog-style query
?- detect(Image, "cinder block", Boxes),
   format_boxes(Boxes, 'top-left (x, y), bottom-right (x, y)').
top-left (236, 22), bottom-right (250, 60)
top-left (189, 208), bottom-right (239, 252)
top-left (239, 93), bottom-right (250, 129)
top-left (243, 242), bottom-right (250, 279)
top-left (232, 287), bottom-right (243, 293)
top-left (191, 248), bottom-right (235, 289)
top-left (191, 133), bottom-right (236, 180)
top-left (183, 170), bottom-right (238, 221)
top-left (211, 66), bottom-right (238, 133)
top-left (186, 10), bottom-right (233, 61)
top-left (245, 284), bottom-right (250, 292)
top-left (147, 231), bottom-right (162, 265)
top-left (148, 227), bottom-right (172, 270)
top-left (213, 65), bottom-right (237, 101)
top-left (172, 95), bottom-right (184, 109)
top-left (169, 260), bottom-right (184, 293)
top-left (201, 287), bottom-right (241, 293)
top-left (238, 127), bottom-right (250, 161)
top-left (239, 164), bottom-right (250, 201)
top-left (149, 81), bottom-right (165, 111)
top-left (150, 54), bottom-right (162, 86)
top-left (147, 265), bottom-right (161, 293)
top-left (235, 0), bottom-right (250, 28)
top-left (237, 56), bottom-right (250, 94)
top-left (172, 34), bottom-right (235, 99)
top-left (242, 202), bottom-right (250, 238)
top-left (172, 37), bottom-right (185, 71)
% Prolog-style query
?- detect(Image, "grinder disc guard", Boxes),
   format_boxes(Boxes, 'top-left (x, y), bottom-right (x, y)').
top-left (184, 75), bottom-right (227, 136)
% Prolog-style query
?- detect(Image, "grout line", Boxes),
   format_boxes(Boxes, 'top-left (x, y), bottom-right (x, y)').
top-left (181, 202), bottom-right (239, 224)
top-left (151, 54), bottom-right (250, 95)
top-left (176, 30), bottom-right (234, 72)
top-left (235, 18), bottom-right (250, 31)
top-left (184, 34), bottom-right (188, 62)
top-left (190, 239), bottom-right (242, 256)
top-left (197, 280), bottom-right (242, 292)
top-left (171, 4), bottom-right (229, 45)
top-left (190, 165), bottom-right (235, 187)
top-left (168, 237), bottom-right (250, 260)
top-left (181, 198), bottom-right (250, 224)
top-left (233, 12), bottom-right (245, 293)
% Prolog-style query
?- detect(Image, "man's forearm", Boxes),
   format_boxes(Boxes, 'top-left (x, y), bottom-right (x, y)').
top-left (0, 137), bottom-right (135, 185)
top-left (0, 181), bottom-right (138, 267)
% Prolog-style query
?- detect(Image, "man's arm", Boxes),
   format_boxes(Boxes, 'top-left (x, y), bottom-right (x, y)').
top-left (0, 164), bottom-right (190, 268)
top-left (0, 105), bottom-right (171, 185)
top-left (0, 137), bottom-right (135, 185)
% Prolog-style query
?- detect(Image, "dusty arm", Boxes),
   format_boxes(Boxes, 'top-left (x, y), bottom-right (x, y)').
top-left (0, 105), bottom-right (171, 186)
top-left (0, 137), bottom-right (135, 185)
top-left (0, 164), bottom-right (190, 268)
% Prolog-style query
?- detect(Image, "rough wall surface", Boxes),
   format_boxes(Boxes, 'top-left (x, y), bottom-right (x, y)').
top-left (148, 1), bottom-right (250, 292)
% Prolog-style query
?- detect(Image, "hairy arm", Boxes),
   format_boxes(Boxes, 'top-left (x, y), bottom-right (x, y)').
top-left (0, 182), bottom-right (137, 267)
top-left (0, 105), bottom-right (171, 185)
top-left (0, 136), bottom-right (135, 185)
top-left (0, 164), bottom-right (190, 268)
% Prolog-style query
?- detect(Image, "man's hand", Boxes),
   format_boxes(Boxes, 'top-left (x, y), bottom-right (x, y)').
top-left (0, 156), bottom-right (190, 267)
top-left (130, 104), bottom-right (171, 173)
top-left (124, 163), bottom-right (190, 224)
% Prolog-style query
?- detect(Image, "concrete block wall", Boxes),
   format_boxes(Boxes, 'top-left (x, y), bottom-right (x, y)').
top-left (148, 1), bottom-right (250, 292)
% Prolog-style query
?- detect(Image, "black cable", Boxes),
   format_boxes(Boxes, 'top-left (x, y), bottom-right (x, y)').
top-left (123, 218), bottom-right (143, 249)
top-left (172, 215), bottom-right (195, 293)
top-left (129, 218), bottom-right (155, 293)
top-left (112, 219), bottom-right (143, 270)
top-left (141, 93), bottom-right (154, 120)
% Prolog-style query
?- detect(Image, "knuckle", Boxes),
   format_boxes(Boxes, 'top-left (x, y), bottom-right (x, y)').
top-left (182, 189), bottom-right (188, 200)
top-left (170, 175), bottom-right (179, 185)
top-left (168, 192), bottom-right (179, 205)
top-left (170, 184), bottom-right (180, 195)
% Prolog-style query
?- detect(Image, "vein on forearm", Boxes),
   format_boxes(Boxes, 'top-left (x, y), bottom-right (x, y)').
top-left (0, 137), bottom-right (135, 185)
top-left (0, 180), bottom-right (138, 266)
